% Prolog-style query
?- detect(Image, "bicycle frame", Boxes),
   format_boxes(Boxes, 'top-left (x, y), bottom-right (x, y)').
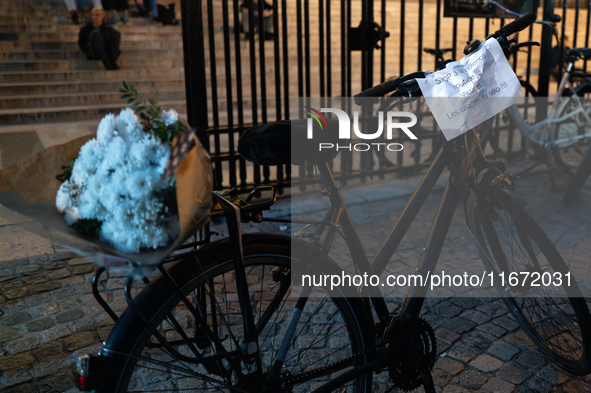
top-left (277, 130), bottom-right (492, 344)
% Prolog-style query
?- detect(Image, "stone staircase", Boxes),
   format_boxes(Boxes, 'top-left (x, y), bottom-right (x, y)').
top-left (0, 0), bottom-right (187, 163)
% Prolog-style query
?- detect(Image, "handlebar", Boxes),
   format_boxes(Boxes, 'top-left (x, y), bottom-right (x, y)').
top-left (499, 12), bottom-right (536, 36)
top-left (353, 13), bottom-right (536, 103)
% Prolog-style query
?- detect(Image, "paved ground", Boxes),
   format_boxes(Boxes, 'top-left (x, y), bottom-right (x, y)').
top-left (1, 159), bottom-right (591, 392)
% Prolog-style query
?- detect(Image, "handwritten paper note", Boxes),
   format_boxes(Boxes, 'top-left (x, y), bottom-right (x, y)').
top-left (417, 39), bottom-right (523, 141)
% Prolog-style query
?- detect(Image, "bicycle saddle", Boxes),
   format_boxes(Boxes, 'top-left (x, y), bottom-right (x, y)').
top-left (568, 48), bottom-right (591, 59)
top-left (239, 120), bottom-right (339, 166)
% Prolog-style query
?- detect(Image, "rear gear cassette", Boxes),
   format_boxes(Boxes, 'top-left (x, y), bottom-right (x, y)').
top-left (386, 317), bottom-right (437, 392)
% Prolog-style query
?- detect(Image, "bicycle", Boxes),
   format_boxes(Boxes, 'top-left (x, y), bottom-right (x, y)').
top-left (480, 1), bottom-right (591, 192)
top-left (74, 14), bottom-right (591, 393)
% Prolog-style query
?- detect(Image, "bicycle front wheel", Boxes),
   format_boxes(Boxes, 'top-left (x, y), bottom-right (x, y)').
top-left (464, 191), bottom-right (591, 375)
top-left (550, 93), bottom-right (591, 174)
top-left (563, 143), bottom-right (591, 204)
top-left (97, 234), bottom-right (375, 392)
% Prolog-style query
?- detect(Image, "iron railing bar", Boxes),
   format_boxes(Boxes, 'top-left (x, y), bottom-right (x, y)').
top-left (418, 0), bottom-right (423, 71)
top-left (347, 0), bottom-right (352, 96)
top-left (304, 0), bottom-right (311, 96)
top-left (206, 0), bottom-right (222, 189)
top-left (381, 0), bottom-right (387, 82)
top-left (340, 0), bottom-right (346, 96)
top-left (256, 0), bottom-right (270, 185)
top-left (573, 0), bottom-right (580, 48)
top-left (400, 0), bottom-right (405, 77)
top-left (221, 0), bottom-right (236, 189)
top-left (319, 0), bottom-right (325, 97)
top-left (326, 0), bottom-right (332, 97)
top-left (452, 16), bottom-right (457, 61)
top-left (281, 0), bottom-right (290, 117)
top-left (297, 0), bottom-right (304, 97)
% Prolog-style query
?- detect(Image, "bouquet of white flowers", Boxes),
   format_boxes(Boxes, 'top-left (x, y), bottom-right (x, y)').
top-left (53, 84), bottom-right (201, 254)
top-left (0, 84), bottom-right (212, 265)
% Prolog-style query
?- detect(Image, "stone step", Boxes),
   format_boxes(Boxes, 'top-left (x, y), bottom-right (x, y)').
top-left (0, 41), bottom-right (31, 51)
top-left (0, 23), bottom-right (56, 33)
top-left (0, 89), bottom-right (186, 109)
top-left (0, 68), bottom-right (185, 83)
top-left (16, 30), bottom-right (183, 43)
top-left (0, 100), bottom-right (188, 125)
top-left (0, 15), bottom-right (58, 25)
top-left (0, 77), bottom-right (186, 95)
top-left (30, 40), bottom-right (183, 51)
top-left (5, 48), bottom-right (182, 61)
top-left (0, 56), bottom-right (184, 71)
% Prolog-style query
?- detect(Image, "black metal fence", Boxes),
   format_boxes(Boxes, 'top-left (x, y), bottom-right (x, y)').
top-left (180, 0), bottom-right (590, 192)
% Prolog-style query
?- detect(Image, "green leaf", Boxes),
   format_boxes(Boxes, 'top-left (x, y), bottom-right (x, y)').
top-left (73, 219), bottom-right (102, 238)
top-left (123, 81), bottom-right (129, 90)
top-left (125, 98), bottom-right (134, 104)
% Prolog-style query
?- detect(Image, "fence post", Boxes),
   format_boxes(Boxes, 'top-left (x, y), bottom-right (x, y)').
top-left (361, 0), bottom-right (374, 90)
top-left (537, 0), bottom-right (555, 98)
top-left (180, 0), bottom-right (210, 150)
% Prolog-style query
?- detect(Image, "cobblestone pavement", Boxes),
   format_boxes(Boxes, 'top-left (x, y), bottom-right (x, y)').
top-left (1, 163), bottom-right (591, 392)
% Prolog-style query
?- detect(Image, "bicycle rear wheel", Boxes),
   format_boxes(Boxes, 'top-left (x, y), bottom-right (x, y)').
top-left (550, 89), bottom-right (591, 174)
top-left (464, 191), bottom-right (591, 375)
top-left (96, 234), bottom-right (375, 392)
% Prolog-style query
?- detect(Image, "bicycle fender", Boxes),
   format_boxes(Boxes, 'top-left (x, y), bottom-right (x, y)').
top-left (493, 185), bottom-right (528, 213)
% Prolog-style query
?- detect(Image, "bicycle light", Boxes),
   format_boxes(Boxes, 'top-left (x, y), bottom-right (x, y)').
top-left (74, 354), bottom-right (101, 391)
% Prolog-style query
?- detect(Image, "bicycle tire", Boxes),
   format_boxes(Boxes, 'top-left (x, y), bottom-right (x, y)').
top-left (564, 143), bottom-right (591, 204)
top-left (550, 87), bottom-right (591, 174)
top-left (464, 191), bottom-right (591, 375)
top-left (95, 233), bottom-right (375, 392)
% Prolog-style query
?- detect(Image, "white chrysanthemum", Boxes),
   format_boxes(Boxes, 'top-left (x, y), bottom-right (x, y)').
top-left (104, 136), bottom-right (127, 169)
top-left (56, 181), bottom-right (72, 213)
top-left (97, 113), bottom-right (116, 145)
top-left (86, 175), bottom-right (103, 199)
top-left (76, 139), bottom-right (103, 174)
top-left (141, 225), bottom-right (169, 249)
top-left (64, 206), bottom-right (81, 226)
top-left (100, 218), bottom-right (140, 254)
top-left (111, 166), bottom-right (132, 197)
top-left (78, 189), bottom-right (99, 219)
top-left (116, 108), bottom-right (143, 142)
top-left (161, 109), bottom-right (179, 126)
top-left (129, 140), bottom-right (152, 168)
top-left (126, 170), bottom-right (153, 200)
top-left (98, 185), bottom-right (120, 213)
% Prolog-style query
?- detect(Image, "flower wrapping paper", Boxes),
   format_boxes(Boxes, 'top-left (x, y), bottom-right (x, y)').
top-left (0, 134), bottom-right (213, 266)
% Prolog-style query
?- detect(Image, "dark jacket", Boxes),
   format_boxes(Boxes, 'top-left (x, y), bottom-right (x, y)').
top-left (78, 22), bottom-right (121, 61)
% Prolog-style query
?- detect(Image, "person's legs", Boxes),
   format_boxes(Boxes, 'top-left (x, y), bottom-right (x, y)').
top-left (88, 29), bottom-right (106, 59)
top-left (64, 0), bottom-right (79, 23)
top-left (89, 29), bottom-right (118, 69)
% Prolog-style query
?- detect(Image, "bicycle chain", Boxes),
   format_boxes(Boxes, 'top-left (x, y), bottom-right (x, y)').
top-left (280, 346), bottom-right (388, 387)
top-left (280, 317), bottom-right (436, 391)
